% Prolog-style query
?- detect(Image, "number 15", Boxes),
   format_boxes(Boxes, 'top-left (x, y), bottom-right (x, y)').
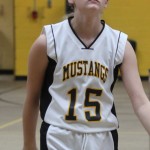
top-left (65, 88), bottom-right (102, 122)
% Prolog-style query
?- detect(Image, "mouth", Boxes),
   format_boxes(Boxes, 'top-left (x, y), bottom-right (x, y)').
top-left (88, 0), bottom-right (100, 4)
top-left (89, 0), bottom-right (99, 2)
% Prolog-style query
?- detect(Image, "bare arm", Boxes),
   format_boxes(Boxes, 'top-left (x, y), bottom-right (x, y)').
top-left (23, 34), bottom-right (48, 150)
top-left (120, 41), bottom-right (150, 134)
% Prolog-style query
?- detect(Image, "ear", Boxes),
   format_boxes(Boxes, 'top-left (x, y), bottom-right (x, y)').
top-left (68, 0), bottom-right (74, 5)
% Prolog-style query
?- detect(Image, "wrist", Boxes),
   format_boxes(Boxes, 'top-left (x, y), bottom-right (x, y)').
top-left (23, 145), bottom-right (38, 150)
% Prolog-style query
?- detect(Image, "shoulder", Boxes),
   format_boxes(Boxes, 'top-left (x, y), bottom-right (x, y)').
top-left (52, 19), bottom-right (68, 27)
top-left (32, 34), bottom-right (47, 52)
top-left (103, 22), bottom-right (129, 66)
top-left (28, 34), bottom-right (47, 61)
top-left (104, 22), bottom-right (128, 39)
top-left (104, 22), bottom-right (128, 51)
top-left (43, 20), bottom-right (67, 31)
top-left (123, 40), bottom-right (136, 59)
top-left (41, 20), bottom-right (67, 41)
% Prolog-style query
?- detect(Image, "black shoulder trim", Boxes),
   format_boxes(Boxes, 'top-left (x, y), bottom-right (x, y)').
top-left (51, 25), bottom-right (58, 61)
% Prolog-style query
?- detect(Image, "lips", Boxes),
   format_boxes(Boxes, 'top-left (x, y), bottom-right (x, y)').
top-left (89, 0), bottom-right (99, 2)
top-left (88, 0), bottom-right (99, 4)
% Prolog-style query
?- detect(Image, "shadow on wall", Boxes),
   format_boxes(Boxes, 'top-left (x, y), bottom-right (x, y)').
top-left (0, 31), bottom-right (12, 69)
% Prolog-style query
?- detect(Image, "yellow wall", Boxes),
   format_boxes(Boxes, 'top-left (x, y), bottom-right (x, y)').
top-left (0, 0), bottom-right (14, 70)
top-left (103, 0), bottom-right (150, 76)
top-left (14, 0), bottom-right (65, 76)
top-left (14, 0), bottom-right (150, 76)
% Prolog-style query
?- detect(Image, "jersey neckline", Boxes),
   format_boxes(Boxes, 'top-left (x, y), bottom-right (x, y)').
top-left (68, 17), bottom-right (105, 50)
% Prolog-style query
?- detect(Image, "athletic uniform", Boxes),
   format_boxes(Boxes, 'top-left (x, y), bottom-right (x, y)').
top-left (40, 17), bottom-right (128, 150)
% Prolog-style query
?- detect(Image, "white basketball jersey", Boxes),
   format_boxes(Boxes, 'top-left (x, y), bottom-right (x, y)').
top-left (40, 18), bottom-right (128, 133)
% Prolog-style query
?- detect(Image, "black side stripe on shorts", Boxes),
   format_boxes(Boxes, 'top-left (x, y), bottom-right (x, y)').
top-left (111, 129), bottom-right (118, 150)
top-left (40, 121), bottom-right (50, 150)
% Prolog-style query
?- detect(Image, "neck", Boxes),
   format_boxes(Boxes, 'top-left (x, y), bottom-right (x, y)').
top-left (71, 13), bottom-right (103, 39)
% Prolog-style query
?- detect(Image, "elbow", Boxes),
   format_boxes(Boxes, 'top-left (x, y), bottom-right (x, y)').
top-left (131, 93), bottom-right (149, 115)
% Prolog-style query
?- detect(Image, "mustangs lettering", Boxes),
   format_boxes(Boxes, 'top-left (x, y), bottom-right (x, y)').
top-left (63, 60), bottom-right (108, 83)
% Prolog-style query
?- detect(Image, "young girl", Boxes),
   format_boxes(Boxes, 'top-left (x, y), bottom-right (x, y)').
top-left (23, 0), bottom-right (150, 149)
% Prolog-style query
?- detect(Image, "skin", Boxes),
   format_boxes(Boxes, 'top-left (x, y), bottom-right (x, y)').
top-left (23, 0), bottom-right (150, 149)
top-left (69, 0), bottom-right (108, 46)
top-left (121, 41), bottom-right (150, 134)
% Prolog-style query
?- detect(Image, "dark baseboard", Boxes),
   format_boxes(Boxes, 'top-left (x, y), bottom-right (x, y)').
top-left (15, 76), bottom-right (27, 80)
top-left (0, 69), bottom-right (14, 74)
top-left (141, 76), bottom-right (149, 80)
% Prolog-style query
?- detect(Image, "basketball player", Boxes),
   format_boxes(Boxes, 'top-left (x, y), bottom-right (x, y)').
top-left (23, 0), bottom-right (150, 149)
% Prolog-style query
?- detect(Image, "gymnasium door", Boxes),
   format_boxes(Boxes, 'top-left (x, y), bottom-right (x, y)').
top-left (0, 0), bottom-right (14, 74)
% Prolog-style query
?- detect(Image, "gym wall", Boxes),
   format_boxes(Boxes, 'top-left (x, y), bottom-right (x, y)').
top-left (14, 0), bottom-right (65, 77)
top-left (0, 0), bottom-right (14, 72)
top-left (103, 0), bottom-right (150, 77)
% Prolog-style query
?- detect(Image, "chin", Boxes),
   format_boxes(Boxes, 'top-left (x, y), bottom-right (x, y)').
top-left (87, 5), bottom-right (100, 12)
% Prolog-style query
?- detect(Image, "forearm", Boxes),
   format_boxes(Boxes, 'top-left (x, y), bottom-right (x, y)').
top-left (134, 99), bottom-right (150, 135)
top-left (23, 98), bottom-right (39, 149)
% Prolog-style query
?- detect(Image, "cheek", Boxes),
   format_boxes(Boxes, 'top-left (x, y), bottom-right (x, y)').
top-left (104, 0), bottom-right (108, 7)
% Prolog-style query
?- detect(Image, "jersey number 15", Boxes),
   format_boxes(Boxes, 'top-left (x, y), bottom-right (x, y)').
top-left (65, 88), bottom-right (102, 122)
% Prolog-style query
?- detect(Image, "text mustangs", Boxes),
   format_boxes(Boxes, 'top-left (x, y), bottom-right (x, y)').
top-left (63, 60), bottom-right (108, 83)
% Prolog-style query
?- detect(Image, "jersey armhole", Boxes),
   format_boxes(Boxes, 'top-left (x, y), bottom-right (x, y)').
top-left (114, 32), bottom-right (128, 68)
top-left (41, 25), bottom-right (57, 62)
top-left (50, 25), bottom-right (58, 62)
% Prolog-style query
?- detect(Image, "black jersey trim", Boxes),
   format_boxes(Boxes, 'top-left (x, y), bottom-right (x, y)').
top-left (51, 25), bottom-right (58, 61)
top-left (81, 47), bottom-right (94, 50)
top-left (40, 121), bottom-right (50, 150)
top-left (68, 17), bottom-right (105, 49)
top-left (40, 57), bottom-right (57, 120)
top-left (110, 64), bottom-right (121, 128)
top-left (111, 129), bottom-right (118, 150)
top-left (110, 64), bottom-right (121, 92)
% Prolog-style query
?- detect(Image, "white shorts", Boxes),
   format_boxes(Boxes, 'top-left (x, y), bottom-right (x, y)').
top-left (40, 122), bottom-right (118, 150)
